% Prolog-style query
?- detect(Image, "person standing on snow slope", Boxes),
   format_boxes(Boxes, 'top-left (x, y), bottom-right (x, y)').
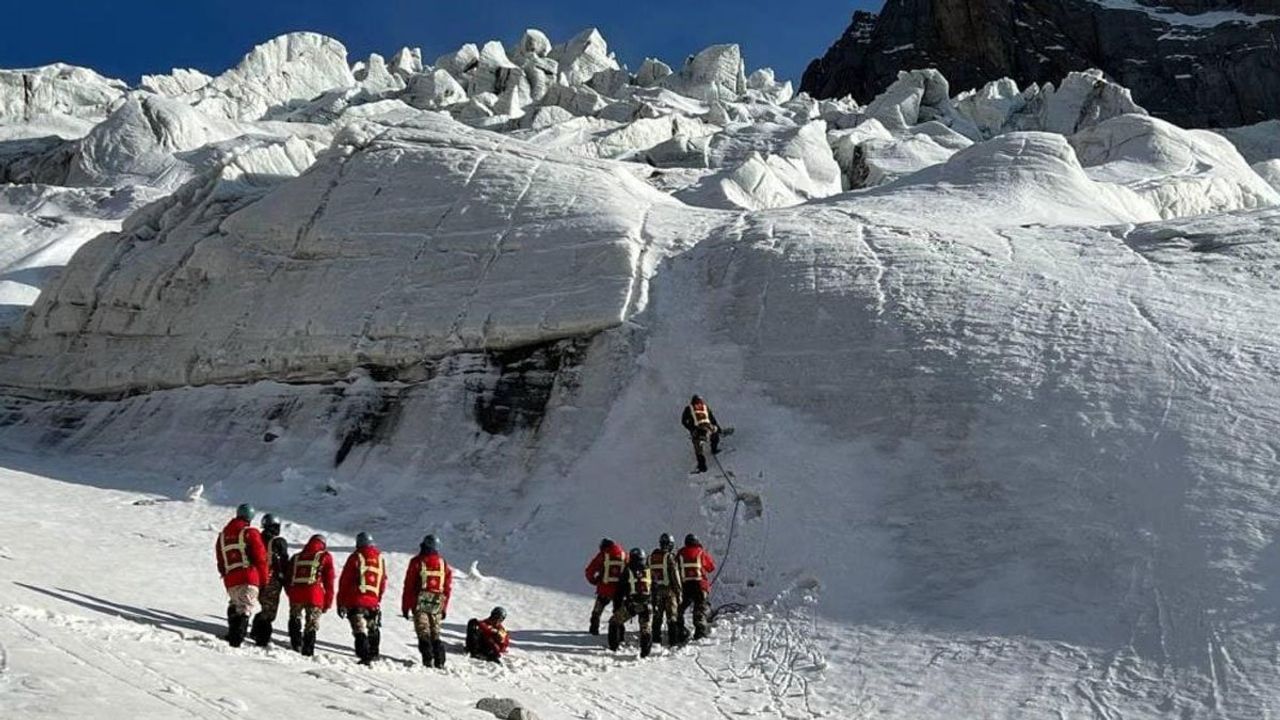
top-left (337, 532), bottom-right (387, 665)
top-left (674, 533), bottom-right (716, 643)
top-left (648, 533), bottom-right (682, 646)
top-left (609, 548), bottom-right (655, 658)
top-left (214, 503), bottom-right (269, 648)
top-left (401, 534), bottom-right (453, 668)
top-left (466, 606), bottom-right (510, 663)
top-left (682, 395), bottom-right (722, 474)
top-left (286, 534), bottom-right (335, 656)
top-left (584, 538), bottom-right (627, 635)
top-left (250, 513), bottom-right (290, 647)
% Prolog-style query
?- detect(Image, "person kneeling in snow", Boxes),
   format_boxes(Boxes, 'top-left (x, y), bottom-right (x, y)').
top-left (214, 503), bottom-right (269, 648)
top-left (286, 534), bottom-right (335, 656)
top-left (337, 532), bottom-right (387, 665)
top-left (466, 607), bottom-right (510, 663)
top-left (609, 548), bottom-right (654, 658)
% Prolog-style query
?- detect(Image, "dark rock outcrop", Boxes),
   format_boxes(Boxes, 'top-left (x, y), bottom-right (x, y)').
top-left (802, 0), bottom-right (1280, 128)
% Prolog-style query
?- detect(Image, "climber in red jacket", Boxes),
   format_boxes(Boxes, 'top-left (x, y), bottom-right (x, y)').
top-left (466, 606), bottom-right (510, 663)
top-left (584, 537), bottom-right (626, 635)
top-left (337, 532), bottom-right (387, 665)
top-left (674, 533), bottom-right (717, 643)
top-left (214, 503), bottom-right (269, 648)
top-left (286, 533), bottom-right (335, 656)
top-left (401, 534), bottom-right (453, 668)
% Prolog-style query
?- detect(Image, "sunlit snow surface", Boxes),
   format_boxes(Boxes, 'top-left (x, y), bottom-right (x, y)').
top-left (1, 25), bottom-right (1280, 720)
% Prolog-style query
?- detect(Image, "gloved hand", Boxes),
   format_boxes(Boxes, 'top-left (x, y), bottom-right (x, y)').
top-left (337, 607), bottom-right (347, 619)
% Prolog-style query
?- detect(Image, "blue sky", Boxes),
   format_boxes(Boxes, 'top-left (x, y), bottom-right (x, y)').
top-left (0, 0), bottom-right (881, 85)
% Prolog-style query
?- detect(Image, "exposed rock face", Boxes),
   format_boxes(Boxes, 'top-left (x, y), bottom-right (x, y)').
top-left (802, 0), bottom-right (1280, 128)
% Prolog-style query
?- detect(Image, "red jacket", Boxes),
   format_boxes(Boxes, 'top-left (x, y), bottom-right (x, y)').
top-left (677, 544), bottom-right (716, 593)
top-left (585, 543), bottom-right (627, 599)
top-left (476, 619), bottom-right (510, 656)
top-left (286, 537), bottom-right (335, 610)
top-left (337, 546), bottom-right (387, 610)
top-left (214, 518), bottom-right (269, 589)
top-left (401, 552), bottom-right (453, 615)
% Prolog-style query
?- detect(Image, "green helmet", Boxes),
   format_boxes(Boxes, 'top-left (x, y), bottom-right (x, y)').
top-left (235, 503), bottom-right (254, 521)
top-left (489, 606), bottom-right (507, 621)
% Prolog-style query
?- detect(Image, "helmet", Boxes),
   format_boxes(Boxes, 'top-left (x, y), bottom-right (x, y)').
top-left (261, 513), bottom-right (281, 531)
top-left (489, 606), bottom-right (507, 621)
top-left (356, 532), bottom-right (374, 549)
top-left (658, 533), bottom-right (674, 550)
top-left (685, 533), bottom-right (699, 547)
top-left (420, 534), bottom-right (438, 554)
top-left (599, 537), bottom-right (613, 551)
top-left (628, 548), bottom-right (645, 567)
top-left (235, 503), bottom-right (254, 521)
top-left (691, 395), bottom-right (702, 404)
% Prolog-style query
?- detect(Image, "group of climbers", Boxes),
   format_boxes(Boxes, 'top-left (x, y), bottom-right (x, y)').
top-left (214, 395), bottom-right (732, 665)
top-left (584, 532), bottom-right (716, 658)
top-left (214, 506), bottom-right (508, 666)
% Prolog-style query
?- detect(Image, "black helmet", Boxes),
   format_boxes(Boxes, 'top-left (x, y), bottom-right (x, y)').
top-left (685, 533), bottom-right (699, 547)
top-left (658, 533), bottom-right (674, 550)
top-left (261, 513), bottom-right (280, 529)
top-left (489, 606), bottom-right (507, 621)
top-left (235, 503), bottom-right (255, 521)
top-left (421, 534), bottom-right (438, 554)
top-left (356, 532), bottom-right (374, 549)
top-left (628, 548), bottom-right (645, 568)
top-left (599, 537), bottom-right (613, 551)
top-left (691, 395), bottom-right (702, 404)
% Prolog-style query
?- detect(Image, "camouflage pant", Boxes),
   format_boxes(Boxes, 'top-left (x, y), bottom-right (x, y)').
top-left (258, 579), bottom-right (283, 623)
top-left (678, 583), bottom-right (710, 637)
top-left (650, 585), bottom-right (680, 641)
top-left (691, 428), bottom-right (721, 470)
top-left (611, 598), bottom-right (652, 634)
top-left (225, 584), bottom-right (260, 617)
top-left (413, 608), bottom-right (443, 642)
top-left (347, 608), bottom-right (381, 636)
top-left (289, 603), bottom-right (323, 633)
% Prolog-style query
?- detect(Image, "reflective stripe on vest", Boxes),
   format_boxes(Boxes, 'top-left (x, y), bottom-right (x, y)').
top-left (219, 527), bottom-right (250, 572)
top-left (602, 554), bottom-right (624, 584)
top-left (679, 553), bottom-right (705, 581)
top-left (690, 402), bottom-right (711, 429)
top-left (419, 557), bottom-right (447, 596)
top-left (358, 553), bottom-right (384, 594)
top-left (648, 551), bottom-right (670, 586)
top-left (292, 551), bottom-right (326, 586)
top-left (628, 568), bottom-right (652, 596)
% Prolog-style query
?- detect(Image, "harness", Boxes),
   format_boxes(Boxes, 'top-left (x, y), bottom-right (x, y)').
top-left (292, 550), bottom-right (327, 586)
top-left (602, 552), bottom-right (625, 584)
top-left (679, 551), bottom-right (706, 581)
top-left (219, 527), bottom-right (250, 572)
top-left (648, 550), bottom-right (672, 586)
top-left (419, 556), bottom-right (448, 595)
top-left (627, 567), bottom-right (652, 596)
top-left (357, 553), bottom-right (384, 594)
top-left (689, 401), bottom-right (712, 430)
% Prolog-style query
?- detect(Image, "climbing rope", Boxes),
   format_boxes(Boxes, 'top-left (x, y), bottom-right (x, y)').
top-left (708, 447), bottom-right (748, 617)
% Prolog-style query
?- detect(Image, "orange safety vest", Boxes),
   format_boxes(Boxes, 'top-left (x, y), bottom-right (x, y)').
top-left (219, 527), bottom-right (251, 572)
top-left (292, 550), bottom-right (327, 586)
top-left (679, 553), bottom-right (706, 582)
top-left (419, 556), bottom-right (448, 596)
top-left (602, 553), bottom-right (625, 584)
top-left (648, 550), bottom-right (672, 586)
top-left (690, 401), bottom-right (712, 430)
top-left (357, 553), bottom-right (384, 594)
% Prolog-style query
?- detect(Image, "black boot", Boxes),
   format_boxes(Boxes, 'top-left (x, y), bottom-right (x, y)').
top-left (432, 640), bottom-right (447, 669)
top-left (301, 630), bottom-right (316, 657)
top-left (589, 617), bottom-right (600, 635)
top-left (224, 606), bottom-right (237, 645)
top-left (354, 633), bottom-right (370, 665)
top-left (607, 621), bottom-right (623, 651)
top-left (466, 620), bottom-right (479, 656)
top-left (250, 615), bottom-right (272, 647)
top-left (693, 625), bottom-right (708, 641)
top-left (288, 619), bottom-right (303, 652)
top-left (671, 622), bottom-right (688, 645)
top-left (418, 638), bottom-right (433, 666)
top-left (368, 630), bottom-right (381, 661)
top-left (640, 631), bottom-right (653, 658)
top-left (228, 613), bottom-right (248, 648)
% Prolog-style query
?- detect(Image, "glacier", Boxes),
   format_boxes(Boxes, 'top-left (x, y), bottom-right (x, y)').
top-left (1, 25), bottom-right (1280, 720)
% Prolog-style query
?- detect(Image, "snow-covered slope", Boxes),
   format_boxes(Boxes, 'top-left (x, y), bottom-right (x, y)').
top-left (3, 26), bottom-right (1280, 720)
